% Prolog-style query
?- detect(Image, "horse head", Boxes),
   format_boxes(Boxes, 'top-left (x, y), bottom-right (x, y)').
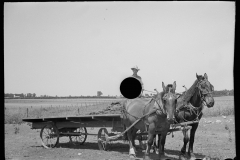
top-left (196, 73), bottom-right (215, 108)
top-left (155, 81), bottom-right (177, 124)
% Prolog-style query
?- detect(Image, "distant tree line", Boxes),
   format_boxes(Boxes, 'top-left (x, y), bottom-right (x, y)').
top-left (5, 89), bottom-right (233, 99)
top-left (212, 89), bottom-right (234, 97)
top-left (4, 93), bottom-right (117, 99)
top-left (144, 89), bottom-right (234, 98)
top-left (5, 93), bottom-right (36, 98)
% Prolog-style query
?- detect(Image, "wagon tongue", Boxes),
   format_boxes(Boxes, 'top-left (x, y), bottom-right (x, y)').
top-left (99, 134), bottom-right (121, 142)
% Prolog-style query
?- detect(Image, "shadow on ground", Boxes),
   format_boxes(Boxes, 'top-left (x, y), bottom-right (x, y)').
top-left (54, 142), bottom-right (205, 160)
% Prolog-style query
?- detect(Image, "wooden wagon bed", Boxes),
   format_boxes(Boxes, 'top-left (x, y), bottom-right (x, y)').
top-left (23, 114), bottom-right (123, 131)
top-left (22, 114), bottom-right (198, 150)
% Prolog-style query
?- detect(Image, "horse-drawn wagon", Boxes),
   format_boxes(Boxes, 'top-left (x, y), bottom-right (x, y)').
top-left (23, 73), bottom-right (214, 160)
top-left (22, 110), bottom-right (197, 150)
top-left (23, 114), bottom-right (124, 150)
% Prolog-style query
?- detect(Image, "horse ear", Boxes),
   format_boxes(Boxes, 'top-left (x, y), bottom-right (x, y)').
top-left (204, 73), bottom-right (208, 80)
top-left (172, 81), bottom-right (176, 91)
top-left (162, 82), bottom-right (166, 92)
top-left (196, 73), bottom-right (201, 80)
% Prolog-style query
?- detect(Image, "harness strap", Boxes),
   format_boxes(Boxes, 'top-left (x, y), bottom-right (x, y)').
top-left (177, 102), bottom-right (203, 122)
top-left (150, 97), bottom-right (165, 114)
top-left (119, 108), bottom-right (159, 138)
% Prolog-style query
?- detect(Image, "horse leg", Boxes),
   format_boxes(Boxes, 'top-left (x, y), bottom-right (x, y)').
top-left (188, 123), bottom-right (199, 160)
top-left (154, 134), bottom-right (160, 154)
top-left (131, 127), bottom-right (138, 152)
top-left (179, 127), bottom-right (190, 160)
top-left (127, 129), bottom-right (136, 158)
top-left (144, 133), bottom-right (154, 160)
top-left (137, 135), bottom-right (146, 150)
top-left (151, 134), bottom-right (156, 153)
top-left (158, 133), bottom-right (167, 160)
top-left (144, 124), bottom-right (155, 160)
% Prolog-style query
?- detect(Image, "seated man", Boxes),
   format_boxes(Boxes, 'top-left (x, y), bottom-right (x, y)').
top-left (131, 66), bottom-right (144, 97)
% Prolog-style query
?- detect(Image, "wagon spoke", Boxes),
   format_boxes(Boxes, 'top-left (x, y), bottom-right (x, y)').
top-left (43, 130), bottom-right (47, 135)
top-left (79, 136), bottom-right (84, 141)
top-left (42, 136), bottom-right (47, 140)
top-left (69, 127), bottom-right (87, 145)
top-left (40, 125), bottom-right (59, 149)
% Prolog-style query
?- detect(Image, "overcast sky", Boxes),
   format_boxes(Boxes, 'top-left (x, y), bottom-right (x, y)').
top-left (4, 2), bottom-right (235, 97)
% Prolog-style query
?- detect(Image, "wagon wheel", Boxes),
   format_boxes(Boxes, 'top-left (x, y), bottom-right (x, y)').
top-left (40, 123), bottom-right (59, 149)
top-left (98, 128), bottom-right (109, 151)
top-left (69, 127), bottom-right (87, 145)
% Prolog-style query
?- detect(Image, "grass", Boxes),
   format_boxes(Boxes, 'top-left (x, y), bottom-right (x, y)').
top-left (4, 96), bottom-right (234, 124)
top-left (202, 96), bottom-right (234, 117)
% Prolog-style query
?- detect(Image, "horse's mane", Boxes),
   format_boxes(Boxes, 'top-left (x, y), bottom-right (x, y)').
top-left (182, 79), bottom-right (199, 102)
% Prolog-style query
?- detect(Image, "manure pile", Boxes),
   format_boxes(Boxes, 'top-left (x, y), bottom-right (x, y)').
top-left (89, 102), bottom-right (124, 115)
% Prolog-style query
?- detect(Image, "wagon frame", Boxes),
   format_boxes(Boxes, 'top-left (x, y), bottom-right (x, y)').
top-left (23, 113), bottom-right (199, 150)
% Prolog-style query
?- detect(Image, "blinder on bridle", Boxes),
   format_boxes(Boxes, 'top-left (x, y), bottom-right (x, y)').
top-left (162, 88), bottom-right (178, 101)
top-left (153, 88), bottom-right (177, 116)
top-left (196, 79), bottom-right (214, 106)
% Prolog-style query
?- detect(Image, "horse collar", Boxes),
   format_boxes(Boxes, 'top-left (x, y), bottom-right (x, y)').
top-left (152, 97), bottom-right (165, 115)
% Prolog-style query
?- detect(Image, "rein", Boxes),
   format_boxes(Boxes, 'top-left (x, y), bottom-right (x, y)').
top-left (149, 96), bottom-right (165, 115)
top-left (122, 91), bottom-right (168, 122)
top-left (122, 96), bottom-right (164, 121)
top-left (143, 89), bottom-right (157, 94)
top-left (175, 79), bottom-right (212, 123)
top-left (180, 102), bottom-right (203, 122)
top-left (196, 80), bottom-right (214, 96)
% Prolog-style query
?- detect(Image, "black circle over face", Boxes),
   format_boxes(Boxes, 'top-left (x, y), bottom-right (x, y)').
top-left (120, 77), bottom-right (142, 99)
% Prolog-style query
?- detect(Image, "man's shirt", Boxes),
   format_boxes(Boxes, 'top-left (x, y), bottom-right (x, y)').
top-left (132, 74), bottom-right (144, 88)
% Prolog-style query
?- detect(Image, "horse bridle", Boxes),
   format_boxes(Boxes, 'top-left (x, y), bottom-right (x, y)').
top-left (196, 79), bottom-right (214, 106)
top-left (152, 88), bottom-right (178, 115)
top-left (175, 79), bottom-right (214, 122)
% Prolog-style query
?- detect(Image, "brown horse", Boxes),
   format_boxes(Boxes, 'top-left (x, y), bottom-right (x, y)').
top-left (175, 73), bottom-right (214, 160)
top-left (121, 81), bottom-right (177, 160)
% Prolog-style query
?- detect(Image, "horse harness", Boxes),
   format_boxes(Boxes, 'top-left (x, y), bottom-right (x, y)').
top-left (121, 96), bottom-right (165, 121)
top-left (121, 91), bottom-right (175, 133)
top-left (178, 102), bottom-right (203, 122)
top-left (176, 79), bottom-right (214, 122)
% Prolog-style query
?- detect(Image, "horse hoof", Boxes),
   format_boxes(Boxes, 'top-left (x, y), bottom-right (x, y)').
top-left (143, 155), bottom-right (151, 160)
top-left (189, 156), bottom-right (196, 160)
top-left (159, 153), bottom-right (171, 160)
top-left (202, 156), bottom-right (211, 160)
top-left (179, 154), bottom-right (186, 160)
top-left (129, 154), bottom-right (136, 159)
top-left (188, 153), bottom-right (196, 160)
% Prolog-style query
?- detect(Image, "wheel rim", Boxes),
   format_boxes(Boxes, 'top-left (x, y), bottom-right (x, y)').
top-left (97, 128), bottom-right (109, 150)
top-left (40, 125), bottom-right (59, 149)
top-left (69, 127), bottom-right (87, 145)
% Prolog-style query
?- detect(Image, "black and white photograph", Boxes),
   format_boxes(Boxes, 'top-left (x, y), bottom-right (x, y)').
top-left (4, 2), bottom-right (235, 160)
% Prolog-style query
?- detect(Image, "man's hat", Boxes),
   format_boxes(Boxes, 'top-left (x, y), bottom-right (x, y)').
top-left (131, 66), bottom-right (140, 71)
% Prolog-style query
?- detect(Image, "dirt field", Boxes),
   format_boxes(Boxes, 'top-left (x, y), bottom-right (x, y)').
top-left (5, 115), bottom-right (235, 160)
top-left (5, 97), bottom-right (235, 160)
